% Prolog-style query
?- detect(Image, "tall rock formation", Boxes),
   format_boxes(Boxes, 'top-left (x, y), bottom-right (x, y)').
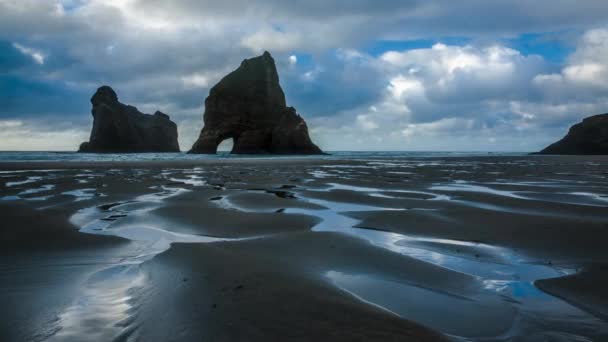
top-left (79, 86), bottom-right (180, 153)
top-left (189, 51), bottom-right (322, 154)
top-left (538, 113), bottom-right (608, 155)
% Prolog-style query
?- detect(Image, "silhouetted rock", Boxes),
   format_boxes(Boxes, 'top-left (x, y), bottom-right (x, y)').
top-left (538, 113), bottom-right (608, 155)
top-left (79, 86), bottom-right (179, 153)
top-left (189, 51), bottom-right (322, 154)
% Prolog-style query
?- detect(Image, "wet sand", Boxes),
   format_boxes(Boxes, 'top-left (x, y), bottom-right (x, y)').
top-left (0, 155), bottom-right (607, 341)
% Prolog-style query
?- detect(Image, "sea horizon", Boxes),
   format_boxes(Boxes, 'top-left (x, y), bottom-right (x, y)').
top-left (0, 150), bottom-right (532, 163)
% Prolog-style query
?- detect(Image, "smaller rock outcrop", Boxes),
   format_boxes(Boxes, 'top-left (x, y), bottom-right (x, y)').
top-left (538, 113), bottom-right (608, 155)
top-left (189, 51), bottom-right (322, 154)
top-left (79, 86), bottom-right (180, 153)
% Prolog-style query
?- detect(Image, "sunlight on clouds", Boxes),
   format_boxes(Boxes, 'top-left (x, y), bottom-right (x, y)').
top-left (0, 120), bottom-right (88, 151)
top-left (387, 76), bottom-right (424, 99)
top-left (181, 73), bottom-right (210, 88)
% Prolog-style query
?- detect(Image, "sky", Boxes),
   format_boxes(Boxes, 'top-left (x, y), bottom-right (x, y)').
top-left (1, 0), bottom-right (608, 152)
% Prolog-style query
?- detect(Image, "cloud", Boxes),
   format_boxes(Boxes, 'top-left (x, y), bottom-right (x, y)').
top-left (241, 29), bottom-right (303, 53)
top-left (131, 0), bottom-right (608, 40)
top-left (12, 43), bottom-right (45, 64)
top-left (0, 119), bottom-right (88, 151)
top-left (288, 55), bottom-right (297, 66)
top-left (0, 1), bottom-right (607, 151)
top-left (381, 44), bottom-right (547, 110)
top-left (304, 31), bottom-right (608, 151)
top-left (356, 114), bottom-right (379, 130)
top-left (534, 28), bottom-right (608, 95)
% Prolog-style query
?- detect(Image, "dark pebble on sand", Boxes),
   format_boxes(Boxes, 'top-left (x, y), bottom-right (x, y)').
top-left (266, 190), bottom-right (296, 199)
top-left (100, 214), bottom-right (126, 221)
top-left (98, 202), bottom-right (126, 211)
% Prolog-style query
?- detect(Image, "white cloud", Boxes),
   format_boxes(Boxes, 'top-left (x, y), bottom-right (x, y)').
top-left (535, 28), bottom-right (608, 92)
top-left (563, 63), bottom-right (607, 87)
top-left (387, 75), bottom-right (424, 100)
top-left (12, 42), bottom-right (45, 64)
top-left (381, 44), bottom-right (540, 100)
top-left (376, 42), bottom-right (547, 125)
top-left (288, 55), bottom-right (297, 65)
top-left (303, 32), bottom-right (607, 151)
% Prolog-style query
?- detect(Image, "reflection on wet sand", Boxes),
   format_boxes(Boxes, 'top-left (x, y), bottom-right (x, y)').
top-left (0, 155), bottom-right (607, 341)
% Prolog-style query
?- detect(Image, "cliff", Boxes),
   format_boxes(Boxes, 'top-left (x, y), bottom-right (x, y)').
top-left (538, 113), bottom-right (608, 155)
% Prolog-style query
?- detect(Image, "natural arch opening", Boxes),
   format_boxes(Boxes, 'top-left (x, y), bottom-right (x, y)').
top-left (216, 137), bottom-right (234, 153)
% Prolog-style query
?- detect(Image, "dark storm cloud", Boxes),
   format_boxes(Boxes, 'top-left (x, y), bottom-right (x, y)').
top-left (134, 0), bottom-right (608, 38)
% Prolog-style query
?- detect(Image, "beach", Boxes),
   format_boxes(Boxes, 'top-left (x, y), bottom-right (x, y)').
top-left (1, 154), bottom-right (607, 341)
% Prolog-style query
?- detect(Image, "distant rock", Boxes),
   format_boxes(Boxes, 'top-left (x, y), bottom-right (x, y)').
top-left (189, 51), bottom-right (322, 154)
top-left (538, 113), bottom-right (608, 155)
top-left (79, 86), bottom-right (179, 153)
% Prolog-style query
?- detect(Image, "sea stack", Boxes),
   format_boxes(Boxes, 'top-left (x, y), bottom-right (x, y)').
top-left (538, 113), bottom-right (608, 155)
top-left (79, 86), bottom-right (180, 153)
top-left (189, 51), bottom-right (322, 154)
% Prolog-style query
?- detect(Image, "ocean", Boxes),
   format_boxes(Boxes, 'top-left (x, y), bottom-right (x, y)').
top-left (0, 151), bottom-right (527, 163)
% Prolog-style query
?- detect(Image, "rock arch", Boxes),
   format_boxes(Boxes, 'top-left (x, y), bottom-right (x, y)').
top-left (189, 51), bottom-right (322, 155)
top-left (216, 136), bottom-right (235, 153)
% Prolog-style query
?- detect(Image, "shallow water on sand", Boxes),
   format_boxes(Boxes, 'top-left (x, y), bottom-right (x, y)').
top-left (275, 191), bottom-right (604, 339)
top-left (1, 155), bottom-right (607, 341)
top-left (52, 185), bottom-right (259, 340)
top-left (202, 171), bottom-right (606, 339)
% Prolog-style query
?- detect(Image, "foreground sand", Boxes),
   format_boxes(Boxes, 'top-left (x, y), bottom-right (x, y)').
top-left (0, 155), bottom-right (607, 341)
